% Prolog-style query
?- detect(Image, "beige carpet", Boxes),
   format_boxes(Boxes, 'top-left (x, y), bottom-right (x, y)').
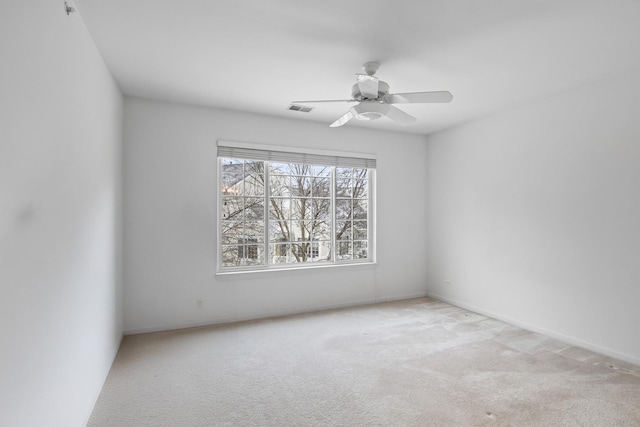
top-left (88, 298), bottom-right (640, 426)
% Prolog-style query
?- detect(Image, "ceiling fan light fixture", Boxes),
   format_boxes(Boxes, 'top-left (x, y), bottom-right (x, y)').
top-left (353, 102), bottom-right (389, 121)
top-left (355, 111), bottom-right (383, 121)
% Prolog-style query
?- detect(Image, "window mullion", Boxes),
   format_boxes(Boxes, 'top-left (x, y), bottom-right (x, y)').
top-left (331, 166), bottom-right (336, 263)
top-left (217, 157), bottom-right (222, 270)
top-left (368, 171), bottom-right (373, 261)
top-left (242, 161), bottom-right (246, 267)
top-left (263, 160), bottom-right (269, 266)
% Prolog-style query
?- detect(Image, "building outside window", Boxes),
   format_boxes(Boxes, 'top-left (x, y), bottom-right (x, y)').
top-left (238, 238), bottom-right (259, 260)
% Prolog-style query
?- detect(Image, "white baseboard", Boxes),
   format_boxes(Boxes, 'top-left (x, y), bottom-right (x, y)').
top-left (426, 292), bottom-right (640, 367)
top-left (123, 291), bottom-right (429, 335)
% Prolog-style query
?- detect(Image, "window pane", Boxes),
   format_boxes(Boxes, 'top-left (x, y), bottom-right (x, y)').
top-left (312, 198), bottom-right (331, 220)
top-left (244, 173), bottom-right (264, 196)
top-left (336, 167), bottom-right (352, 179)
top-left (311, 165), bottom-right (331, 177)
top-left (312, 221), bottom-right (331, 241)
top-left (244, 160), bottom-right (264, 175)
top-left (291, 242), bottom-right (312, 262)
top-left (291, 221), bottom-right (311, 241)
top-left (270, 162), bottom-right (293, 175)
top-left (221, 221), bottom-right (243, 244)
top-left (291, 176), bottom-right (311, 197)
top-left (244, 198), bottom-right (264, 220)
top-left (353, 179), bottom-right (368, 198)
top-left (354, 241), bottom-right (368, 259)
top-left (243, 221), bottom-right (264, 242)
top-left (244, 249), bottom-right (263, 265)
top-left (220, 159), bottom-right (245, 196)
top-left (269, 198), bottom-right (290, 220)
top-left (312, 177), bottom-right (330, 197)
top-left (353, 199), bottom-right (368, 219)
top-left (335, 199), bottom-right (352, 220)
top-left (335, 178), bottom-right (351, 198)
top-left (221, 245), bottom-right (239, 267)
top-left (221, 179), bottom-right (242, 196)
top-left (221, 158), bottom-right (243, 167)
top-left (353, 168), bottom-right (368, 179)
top-left (315, 241), bottom-right (332, 261)
top-left (337, 242), bottom-right (352, 260)
top-left (292, 198), bottom-right (312, 220)
top-left (269, 174), bottom-right (290, 196)
top-left (238, 244), bottom-right (264, 265)
top-left (353, 221), bottom-right (368, 240)
top-left (221, 197), bottom-right (244, 220)
top-left (336, 220), bottom-right (352, 241)
top-left (269, 220), bottom-right (290, 242)
top-left (270, 243), bottom-right (290, 263)
top-left (291, 163), bottom-right (312, 176)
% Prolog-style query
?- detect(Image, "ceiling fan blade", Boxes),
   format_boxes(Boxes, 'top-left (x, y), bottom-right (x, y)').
top-left (329, 109), bottom-right (355, 128)
top-left (385, 105), bottom-right (416, 126)
top-left (356, 74), bottom-right (379, 99)
top-left (291, 99), bottom-right (356, 104)
top-left (383, 91), bottom-right (453, 104)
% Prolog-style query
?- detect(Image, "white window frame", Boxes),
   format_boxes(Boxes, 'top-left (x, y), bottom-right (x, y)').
top-left (217, 140), bottom-right (376, 273)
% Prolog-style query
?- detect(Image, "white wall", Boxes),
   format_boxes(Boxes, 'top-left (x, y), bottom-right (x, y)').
top-left (123, 97), bottom-right (429, 333)
top-left (0, 2), bottom-right (123, 426)
top-left (424, 68), bottom-right (640, 364)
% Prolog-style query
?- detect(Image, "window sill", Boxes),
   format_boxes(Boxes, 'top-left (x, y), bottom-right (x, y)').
top-left (216, 260), bottom-right (377, 277)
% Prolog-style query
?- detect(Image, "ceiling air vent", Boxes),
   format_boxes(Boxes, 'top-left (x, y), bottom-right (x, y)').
top-left (288, 104), bottom-right (314, 113)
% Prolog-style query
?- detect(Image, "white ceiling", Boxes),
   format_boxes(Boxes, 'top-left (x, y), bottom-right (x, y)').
top-left (75, 0), bottom-right (640, 135)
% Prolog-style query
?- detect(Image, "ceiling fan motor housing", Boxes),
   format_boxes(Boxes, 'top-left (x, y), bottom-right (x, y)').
top-left (351, 80), bottom-right (389, 101)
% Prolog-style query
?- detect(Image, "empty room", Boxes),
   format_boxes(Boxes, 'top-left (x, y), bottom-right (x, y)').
top-left (2, 0), bottom-right (640, 426)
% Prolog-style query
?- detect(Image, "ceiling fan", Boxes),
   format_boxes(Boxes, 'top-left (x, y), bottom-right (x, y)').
top-left (292, 62), bottom-right (453, 128)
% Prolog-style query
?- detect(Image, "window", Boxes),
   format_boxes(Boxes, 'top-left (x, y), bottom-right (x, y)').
top-left (218, 141), bottom-right (375, 272)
